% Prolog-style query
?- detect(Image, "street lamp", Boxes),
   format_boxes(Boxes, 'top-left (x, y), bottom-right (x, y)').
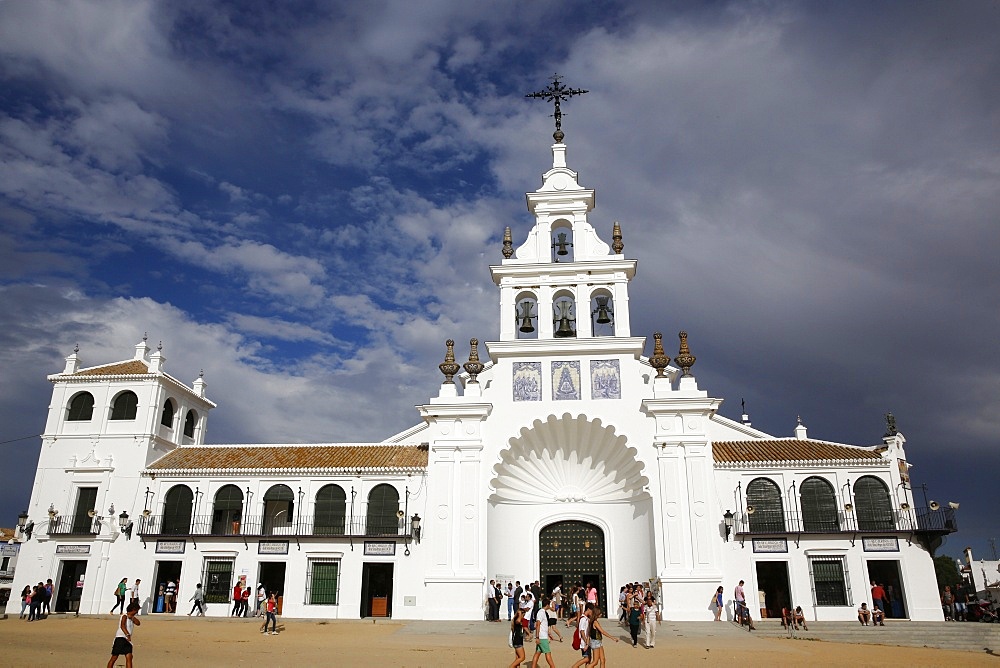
top-left (17, 510), bottom-right (31, 540)
top-left (411, 514), bottom-right (422, 544)
top-left (723, 510), bottom-right (734, 542)
top-left (119, 511), bottom-right (133, 540)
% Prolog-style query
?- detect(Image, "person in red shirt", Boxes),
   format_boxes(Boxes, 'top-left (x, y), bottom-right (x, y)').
top-left (871, 581), bottom-right (886, 615)
top-left (260, 593), bottom-right (278, 635)
top-left (232, 583), bottom-right (242, 617)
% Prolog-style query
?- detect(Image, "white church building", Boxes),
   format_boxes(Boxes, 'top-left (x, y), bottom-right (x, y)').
top-left (6, 118), bottom-right (955, 623)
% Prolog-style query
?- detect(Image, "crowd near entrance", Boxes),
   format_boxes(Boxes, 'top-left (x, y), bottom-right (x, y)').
top-left (539, 520), bottom-right (607, 616)
top-left (152, 561), bottom-right (182, 613)
top-left (754, 561), bottom-right (791, 619)
top-left (867, 559), bottom-right (907, 618)
top-left (258, 562), bottom-right (286, 614)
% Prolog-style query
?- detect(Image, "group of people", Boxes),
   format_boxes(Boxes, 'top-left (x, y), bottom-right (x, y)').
top-left (509, 598), bottom-right (620, 668)
top-left (230, 581), bottom-right (279, 633)
top-left (18, 580), bottom-right (53, 621)
top-left (617, 582), bottom-right (658, 648)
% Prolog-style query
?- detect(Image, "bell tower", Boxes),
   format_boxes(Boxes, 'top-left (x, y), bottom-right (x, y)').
top-left (490, 141), bottom-right (636, 343)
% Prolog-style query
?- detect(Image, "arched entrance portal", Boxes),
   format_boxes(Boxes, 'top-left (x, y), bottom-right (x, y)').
top-left (539, 521), bottom-right (607, 616)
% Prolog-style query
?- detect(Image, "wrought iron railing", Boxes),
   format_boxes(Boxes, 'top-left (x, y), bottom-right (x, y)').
top-left (137, 513), bottom-right (408, 538)
top-left (46, 516), bottom-right (101, 536)
top-left (732, 506), bottom-right (957, 535)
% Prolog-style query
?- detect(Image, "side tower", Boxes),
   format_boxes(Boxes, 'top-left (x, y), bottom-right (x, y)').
top-left (8, 339), bottom-right (214, 615)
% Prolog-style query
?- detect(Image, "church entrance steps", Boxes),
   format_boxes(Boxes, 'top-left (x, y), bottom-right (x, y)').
top-left (749, 620), bottom-right (1000, 652)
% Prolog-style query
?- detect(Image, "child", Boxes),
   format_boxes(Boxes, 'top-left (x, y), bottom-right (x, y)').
top-left (872, 606), bottom-right (885, 626)
top-left (794, 606), bottom-right (808, 630)
top-left (107, 601), bottom-right (141, 668)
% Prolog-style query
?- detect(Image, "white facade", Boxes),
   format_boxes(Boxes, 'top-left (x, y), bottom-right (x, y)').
top-left (6, 137), bottom-right (951, 622)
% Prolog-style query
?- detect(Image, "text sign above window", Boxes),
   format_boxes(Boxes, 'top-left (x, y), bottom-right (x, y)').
top-left (751, 538), bottom-right (788, 553)
top-left (155, 540), bottom-right (186, 554)
top-left (364, 541), bottom-right (396, 556)
top-left (55, 544), bottom-right (90, 555)
top-left (862, 537), bottom-right (899, 552)
top-left (259, 541), bottom-right (289, 555)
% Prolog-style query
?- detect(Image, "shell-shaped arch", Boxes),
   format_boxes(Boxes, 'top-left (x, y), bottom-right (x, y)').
top-left (490, 413), bottom-right (649, 503)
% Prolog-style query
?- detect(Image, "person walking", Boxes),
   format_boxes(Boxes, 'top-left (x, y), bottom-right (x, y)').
top-left (627, 594), bottom-right (643, 646)
top-left (232, 582), bottom-right (243, 617)
top-left (188, 583), bottom-right (205, 616)
top-left (543, 596), bottom-right (563, 642)
top-left (43, 579), bottom-right (53, 616)
top-left (130, 579), bottom-right (142, 612)
top-left (111, 578), bottom-right (128, 615)
top-left (241, 586), bottom-right (252, 617)
top-left (643, 594), bottom-right (657, 648)
top-left (27, 584), bottom-right (41, 621)
top-left (260, 593), bottom-right (278, 635)
top-left (734, 580), bottom-right (755, 630)
top-left (712, 585), bottom-right (724, 621)
top-left (508, 608), bottom-right (526, 668)
top-left (106, 601), bottom-right (141, 668)
top-left (589, 605), bottom-right (620, 666)
top-left (570, 604), bottom-right (593, 668)
top-left (256, 583), bottom-right (266, 617)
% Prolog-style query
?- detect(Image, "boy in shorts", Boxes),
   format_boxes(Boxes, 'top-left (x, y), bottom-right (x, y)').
top-left (531, 596), bottom-right (556, 668)
top-left (107, 601), bottom-right (141, 668)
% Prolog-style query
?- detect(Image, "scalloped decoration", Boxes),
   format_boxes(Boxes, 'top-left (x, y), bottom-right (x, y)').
top-left (491, 413), bottom-right (649, 503)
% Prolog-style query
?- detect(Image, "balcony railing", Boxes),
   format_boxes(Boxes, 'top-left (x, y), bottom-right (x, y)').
top-left (46, 516), bottom-right (101, 536)
top-left (0, 569), bottom-right (15, 580)
top-left (732, 506), bottom-right (957, 536)
top-left (137, 514), bottom-right (408, 538)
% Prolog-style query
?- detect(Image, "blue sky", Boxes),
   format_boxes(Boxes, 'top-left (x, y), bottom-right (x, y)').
top-left (1, 1), bottom-right (998, 564)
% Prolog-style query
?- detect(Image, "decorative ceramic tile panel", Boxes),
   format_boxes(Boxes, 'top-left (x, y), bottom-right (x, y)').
top-left (512, 362), bottom-right (542, 402)
top-left (591, 359), bottom-right (621, 399)
top-left (551, 361), bottom-right (581, 401)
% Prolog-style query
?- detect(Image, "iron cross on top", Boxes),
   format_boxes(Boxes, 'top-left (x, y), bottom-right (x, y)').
top-left (526, 74), bottom-right (588, 143)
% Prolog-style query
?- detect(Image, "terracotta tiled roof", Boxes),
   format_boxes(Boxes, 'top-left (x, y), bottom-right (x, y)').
top-left (147, 444), bottom-right (429, 473)
top-left (713, 439), bottom-right (883, 464)
top-left (0, 528), bottom-right (14, 541)
top-left (74, 360), bottom-right (150, 376)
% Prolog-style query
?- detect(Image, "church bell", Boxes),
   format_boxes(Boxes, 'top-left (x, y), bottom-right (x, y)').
top-left (517, 301), bottom-right (536, 333)
top-left (593, 295), bottom-right (613, 325)
top-left (551, 231), bottom-right (572, 257)
top-left (553, 300), bottom-right (576, 338)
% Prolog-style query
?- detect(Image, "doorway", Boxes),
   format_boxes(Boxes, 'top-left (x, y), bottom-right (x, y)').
top-left (258, 562), bottom-right (287, 615)
top-left (360, 563), bottom-right (394, 618)
top-left (538, 521), bottom-right (608, 616)
top-left (55, 560), bottom-right (87, 613)
top-left (152, 561), bottom-right (182, 613)
top-left (867, 560), bottom-right (907, 619)
top-left (754, 561), bottom-right (791, 619)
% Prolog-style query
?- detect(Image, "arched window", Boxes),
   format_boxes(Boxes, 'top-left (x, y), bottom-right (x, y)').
top-left (262, 484), bottom-right (295, 534)
top-left (212, 485), bottom-right (243, 535)
top-left (552, 291), bottom-right (577, 339)
top-left (184, 410), bottom-right (197, 438)
top-left (746, 477), bottom-right (785, 533)
top-left (550, 221), bottom-right (574, 262)
top-left (162, 485), bottom-right (193, 535)
top-left (67, 392), bottom-right (95, 421)
top-left (515, 292), bottom-right (539, 340)
top-left (800, 477), bottom-right (839, 532)
top-left (110, 391), bottom-right (139, 420)
top-left (160, 399), bottom-right (176, 428)
top-left (589, 290), bottom-right (615, 337)
top-left (314, 484), bottom-right (347, 536)
top-left (366, 484), bottom-right (399, 536)
top-left (854, 476), bottom-right (894, 531)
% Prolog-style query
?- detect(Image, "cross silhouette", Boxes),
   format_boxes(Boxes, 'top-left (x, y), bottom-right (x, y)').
top-left (526, 74), bottom-right (588, 143)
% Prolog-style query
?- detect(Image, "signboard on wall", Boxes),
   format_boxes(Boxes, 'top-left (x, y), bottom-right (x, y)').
top-left (258, 541), bottom-right (289, 555)
top-left (364, 541), bottom-right (396, 556)
top-left (752, 539), bottom-right (788, 553)
top-left (862, 537), bottom-right (899, 552)
top-left (55, 544), bottom-right (90, 555)
top-left (155, 540), bottom-right (186, 554)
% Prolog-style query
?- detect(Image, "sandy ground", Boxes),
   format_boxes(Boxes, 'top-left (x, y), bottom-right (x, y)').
top-left (0, 614), bottom-right (995, 667)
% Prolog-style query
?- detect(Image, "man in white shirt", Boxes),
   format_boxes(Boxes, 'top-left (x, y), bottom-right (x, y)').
top-left (130, 579), bottom-right (141, 614)
top-left (530, 595), bottom-right (555, 668)
top-left (255, 584), bottom-right (266, 617)
top-left (520, 590), bottom-right (535, 641)
top-left (734, 580), bottom-right (755, 630)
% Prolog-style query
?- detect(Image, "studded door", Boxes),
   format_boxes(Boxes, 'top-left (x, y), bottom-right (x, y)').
top-left (539, 520), bottom-right (608, 616)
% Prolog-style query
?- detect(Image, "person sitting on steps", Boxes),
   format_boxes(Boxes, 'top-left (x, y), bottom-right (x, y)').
top-left (858, 602), bottom-right (871, 625)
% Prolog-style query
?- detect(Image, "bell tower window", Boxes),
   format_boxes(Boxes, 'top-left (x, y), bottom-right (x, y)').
top-left (550, 221), bottom-right (574, 262)
top-left (184, 410), bottom-right (197, 438)
top-left (160, 399), bottom-right (176, 428)
top-left (515, 293), bottom-right (539, 340)
top-left (67, 392), bottom-right (95, 421)
top-left (552, 292), bottom-right (577, 338)
top-left (590, 291), bottom-right (615, 337)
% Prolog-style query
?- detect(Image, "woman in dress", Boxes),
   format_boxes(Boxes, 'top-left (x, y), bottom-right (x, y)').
top-left (713, 585), bottom-right (724, 621)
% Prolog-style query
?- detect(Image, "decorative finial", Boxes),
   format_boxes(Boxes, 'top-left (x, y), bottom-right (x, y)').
top-left (526, 73), bottom-right (588, 143)
top-left (157, 341), bottom-right (163, 352)
top-left (464, 338), bottom-right (484, 384)
top-left (199, 369), bottom-right (204, 378)
top-left (884, 411), bottom-right (897, 437)
top-left (143, 332), bottom-right (148, 342)
top-left (438, 339), bottom-right (461, 384)
top-left (648, 332), bottom-right (671, 378)
top-left (612, 221), bottom-right (623, 254)
top-left (502, 226), bottom-right (514, 259)
top-left (73, 343), bottom-right (79, 354)
top-left (675, 331), bottom-right (696, 376)
top-left (797, 415), bottom-right (802, 425)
